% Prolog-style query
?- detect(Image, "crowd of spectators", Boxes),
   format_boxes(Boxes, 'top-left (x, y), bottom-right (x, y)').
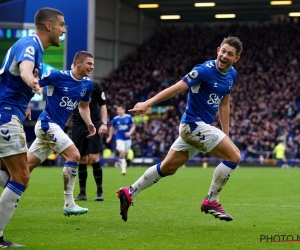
top-left (101, 19), bottom-right (300, 164)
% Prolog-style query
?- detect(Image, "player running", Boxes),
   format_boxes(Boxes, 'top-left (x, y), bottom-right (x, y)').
top-left (27, 51), bottom-right (96, 216)
top-left (0, 7), bottom-right (65, 248)
top-left (106, 105), bottom-right (136, 175)
top-left (117, 36), bottom-right (242, 222)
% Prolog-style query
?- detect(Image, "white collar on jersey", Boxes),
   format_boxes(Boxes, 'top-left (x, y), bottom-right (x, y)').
top-left (70, 70), bottom-right (83, 82)
top-left (33, 34), bottom-right (44, 52)
top-left (214, 59), bottom-right (228, 75)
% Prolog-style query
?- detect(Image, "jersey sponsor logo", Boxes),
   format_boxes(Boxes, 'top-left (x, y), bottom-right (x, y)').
top-left (25, 46), bottom-right (35, 56)
top-left (80, 88), bottom-right (87, 97)
top-left (118, 124), bottom-right (129, 130)
top-left (101, 92), bottom-right (106, 100)
top-left (207, 93), bottom-right (223, 108)
top-left (189, 70), bottom-right (198, 79)
top-left (24, 53), bottom-right (34, 60)
top-left (59, 97), bottom-right (79, 110)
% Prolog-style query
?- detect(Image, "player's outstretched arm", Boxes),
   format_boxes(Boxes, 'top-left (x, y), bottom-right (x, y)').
top-left (129, 80), bottom-right (188, 115)
top-left (78, 101), bottom-right (96, 137)
top-left (19, 61), bottom-right (40, 93)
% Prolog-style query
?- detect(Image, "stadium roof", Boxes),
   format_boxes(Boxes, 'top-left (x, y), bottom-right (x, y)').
top-left (121, 0), bottom-right (300, 23)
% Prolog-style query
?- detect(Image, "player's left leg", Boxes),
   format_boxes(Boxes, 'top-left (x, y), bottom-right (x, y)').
top-left (31, 121), bottom-right (88, 216)
top-left (117, 133), bottom-right (198, 222)
top-left (119, 150), bottom-right (127, 175)
top-left (60, 145), bottom-right (88, 216)
top-left (86, 131), bottom-right (104, 201)
top-left (0, 159), bottom-right (9, 188)
top-left (116, 140), bottom-right (127, 175)
top-left (88, 154), bottom-right (103, 201)
top-left (180, 122), bottom-right (239, 221)
top-left (74, 156), bottom-right (88, 201)
top-left (72, 124), bottom-right (89, 201)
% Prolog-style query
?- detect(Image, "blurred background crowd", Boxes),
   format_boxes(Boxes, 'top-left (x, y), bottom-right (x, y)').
top-left (101, 20), bottom-right (300, 165)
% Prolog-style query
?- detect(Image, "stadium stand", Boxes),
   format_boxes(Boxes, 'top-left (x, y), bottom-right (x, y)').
top-left (101, 20), bottom-right (300, 166)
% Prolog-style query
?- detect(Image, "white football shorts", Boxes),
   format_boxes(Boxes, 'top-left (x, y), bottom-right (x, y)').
top-left (28, 120), bottom-right (73, 162)
top-left (170, 122), bottom-right (226, 160)
top-left (116, 139), bottom-right (132, 153)
top-left (0, 114), bottom-right (27, 157)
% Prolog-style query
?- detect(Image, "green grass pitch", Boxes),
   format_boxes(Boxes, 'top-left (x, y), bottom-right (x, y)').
top-left (4, 166), bottom-right (300, 250)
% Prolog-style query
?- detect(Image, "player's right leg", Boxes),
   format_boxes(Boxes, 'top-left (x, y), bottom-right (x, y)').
top-left (72, 124), bottom-right (89, 201)
top-left (0, 115), bottom-right (28, 248)
top-left (30, 121), bottom-right (88, 216)
top-left (60, 144), bottom-right (88, 216)
top-left (179, 122), bottom-right (238, 221)
top-left (116, 140), bottom-right (127, 175)
top-left (117, 148), bottom-right (189, 222)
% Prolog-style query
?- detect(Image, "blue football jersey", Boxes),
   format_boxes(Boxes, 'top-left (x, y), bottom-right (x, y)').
top-left (0, 35), bottom-right (44, 123)
top-left (111, 114), bottom-right (134, 140)
top-left (38, 70), bottom-right (93, 129)
top-left (181, 60), bottom-right (237, 124)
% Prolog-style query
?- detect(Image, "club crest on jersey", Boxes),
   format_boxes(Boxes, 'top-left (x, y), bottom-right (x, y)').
top-left (189, 70), bottom-right (198, 79)
top-left (211, 134), bottom-right (219, 141)
top-left (80, 88), bottom-right (87, 97)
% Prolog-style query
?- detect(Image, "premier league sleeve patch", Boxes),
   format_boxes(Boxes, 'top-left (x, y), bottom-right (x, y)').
top-left (23, 46), bottom-right (35, 60)
top-left (189, 70), bottom-right (199, 79)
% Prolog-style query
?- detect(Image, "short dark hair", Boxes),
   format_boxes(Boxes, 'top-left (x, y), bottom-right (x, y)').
top-left (34, 7), bottom-right (64, 30)
top-left (117, 104), bottom-right (126, 110)
top-left (73, 51), bottom-right (94, 65)
top-left (221, 36), bottom-right (243, 56)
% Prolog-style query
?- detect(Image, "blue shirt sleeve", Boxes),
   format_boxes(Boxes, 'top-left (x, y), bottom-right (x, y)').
top-left (16, 42), bottom-right (39, 65)
top-left (81, 80), bottom-right (92, 102)
top-left (39, 70), bottom-right (59, 87)
top-left (182, 64), bottom-right (207, 87)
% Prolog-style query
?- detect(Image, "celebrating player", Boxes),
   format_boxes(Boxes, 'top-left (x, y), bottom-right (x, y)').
top-left (106, 105), bottom-right (136, 175)
top-left (0, 7), bottom-right (65, 248)
top-left (27, 51), bottom-right (96, 216)
top-left (117, 36), bottom-right (242, 222)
